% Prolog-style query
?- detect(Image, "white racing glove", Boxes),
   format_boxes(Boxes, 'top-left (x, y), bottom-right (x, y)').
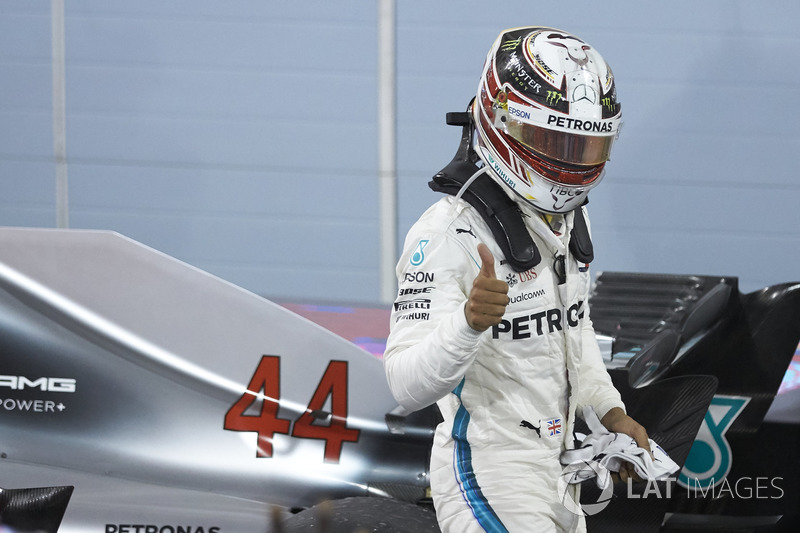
top-left (559, 406), bottom-right (679, 490)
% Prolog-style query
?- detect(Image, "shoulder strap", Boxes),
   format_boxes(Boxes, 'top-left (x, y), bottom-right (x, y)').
top-left (570, 205), bottom-right (594, 264)
top-left (430, 172), bottom-right (542, 272)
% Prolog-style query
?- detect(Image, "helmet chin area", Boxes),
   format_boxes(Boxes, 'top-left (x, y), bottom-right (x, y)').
top-left (475, 138), bottom-right (602, 214)
top-left (527, 165), bottom-right (604, 214)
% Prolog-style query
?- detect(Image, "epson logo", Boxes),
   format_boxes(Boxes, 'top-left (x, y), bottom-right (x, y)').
top-left (508, 106), bottom-right (531, 120)
top-left (0, 375), bottom-right (76, 393)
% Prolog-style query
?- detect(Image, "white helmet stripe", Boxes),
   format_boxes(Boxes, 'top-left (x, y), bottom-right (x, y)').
top-left (506, 100), bottom-right (620, 136)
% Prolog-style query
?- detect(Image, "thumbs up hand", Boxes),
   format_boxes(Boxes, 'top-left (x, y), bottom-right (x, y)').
top-left (465, 243), bottom-right (510, 332)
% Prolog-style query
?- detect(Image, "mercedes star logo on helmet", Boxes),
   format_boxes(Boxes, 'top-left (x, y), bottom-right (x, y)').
top-left (572, 84), bottom-right (597, 104)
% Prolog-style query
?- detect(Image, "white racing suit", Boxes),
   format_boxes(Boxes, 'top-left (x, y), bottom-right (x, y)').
top-left (384, 195), bottom-right (625, 533)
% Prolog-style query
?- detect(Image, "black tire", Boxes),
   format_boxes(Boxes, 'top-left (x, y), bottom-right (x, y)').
top-left (282, 496), bottom-right (441, 533)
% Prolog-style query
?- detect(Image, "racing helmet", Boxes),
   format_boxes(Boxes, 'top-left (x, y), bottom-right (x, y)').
top-left (473, 26), bottom-right (622, 213)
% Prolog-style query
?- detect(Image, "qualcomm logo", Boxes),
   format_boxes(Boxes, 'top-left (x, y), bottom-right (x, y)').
top-left (678, 395), bottom-right (750, 490)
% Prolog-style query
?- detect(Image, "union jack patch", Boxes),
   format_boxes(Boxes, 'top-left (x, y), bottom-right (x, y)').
top-left (546, 418), bottom-right (562, 436)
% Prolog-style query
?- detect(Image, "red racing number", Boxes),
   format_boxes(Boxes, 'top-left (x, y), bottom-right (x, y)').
top-left (292, 360), bottom-right (360, 463)
top-left (224, 356), bottom-right (360, 463)
top-left (223, 355), bottom-right (291, 458)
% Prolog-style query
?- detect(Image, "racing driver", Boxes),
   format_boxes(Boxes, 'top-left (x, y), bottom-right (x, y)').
top-left (384, 26), bottom-right (650, 532)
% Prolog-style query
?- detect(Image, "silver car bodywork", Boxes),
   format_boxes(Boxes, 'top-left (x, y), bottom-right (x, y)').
top-left (0, 227), bottom-right (432, 532)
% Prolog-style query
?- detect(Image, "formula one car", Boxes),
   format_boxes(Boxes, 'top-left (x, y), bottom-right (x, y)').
top-left (1, 227), bottom-right (798, 532)
top-left (581, 272), bottom-right (800, 532)
top-left (0, 227), bottom-right (438, 533)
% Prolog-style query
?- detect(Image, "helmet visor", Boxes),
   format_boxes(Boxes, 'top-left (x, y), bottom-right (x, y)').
top-left (507, 134), bottom-right (606, 186)
top-left (504, 119), bottom-right (616, 167)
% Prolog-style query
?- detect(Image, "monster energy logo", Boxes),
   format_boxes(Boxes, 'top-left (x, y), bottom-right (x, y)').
top-left (501, 37), bottom-right (522, 52)
top-left (602, 97), bottom-right (614, 111)
top-left (546, 91), bottom-right (563, 106)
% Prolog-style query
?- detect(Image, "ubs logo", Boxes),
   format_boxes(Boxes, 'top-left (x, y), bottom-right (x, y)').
top-left (506, 268), bottom-right (537, 288)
